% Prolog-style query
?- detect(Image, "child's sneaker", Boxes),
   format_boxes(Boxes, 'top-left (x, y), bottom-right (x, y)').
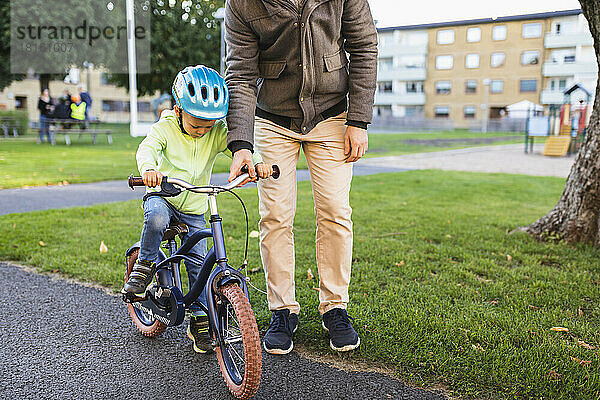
top-left (263, 309), bottom-right (299, 355)
top-left (187, 315), bottom-right (214, 353)
top-left (122, 259), bottom-right (157, 296)
top-left (322, 308), bottom-right (360, 352)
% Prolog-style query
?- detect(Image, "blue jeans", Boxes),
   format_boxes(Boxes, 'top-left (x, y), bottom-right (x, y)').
top-left (139, 196), bottom-right (208, 316)
top-left (39, 115), bottom-right (50, 143)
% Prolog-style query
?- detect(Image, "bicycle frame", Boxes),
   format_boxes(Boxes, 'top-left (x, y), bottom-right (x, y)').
top-left (126, 191), bottom-right (250, 347)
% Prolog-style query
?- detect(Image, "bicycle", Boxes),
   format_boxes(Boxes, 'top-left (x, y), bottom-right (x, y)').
top-left (122, 166), bottom-right (279, 399)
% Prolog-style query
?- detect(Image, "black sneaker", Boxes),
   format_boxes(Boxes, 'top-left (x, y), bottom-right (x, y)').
top-left (322, 308), bottom-right (360, 352)
top-left (187, 315), bottom-right (214, 353)
top-left (122, 259), bottom-right (156, 296)
top-left (263, 309), bottom-right (299, 355)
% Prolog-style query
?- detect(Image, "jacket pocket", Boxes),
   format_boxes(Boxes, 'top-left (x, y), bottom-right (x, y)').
top-left (323, 49), bottom-right (348, 72)
top-left (258, 60), bottom-right (286, 79)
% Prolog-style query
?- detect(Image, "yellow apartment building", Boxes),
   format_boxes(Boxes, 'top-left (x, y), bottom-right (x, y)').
top-left (425, 14), bottom-right (551, 127)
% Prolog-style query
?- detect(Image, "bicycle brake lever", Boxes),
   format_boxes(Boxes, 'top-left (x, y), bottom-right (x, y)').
top-left (142, 176), bottom-right (182, 201)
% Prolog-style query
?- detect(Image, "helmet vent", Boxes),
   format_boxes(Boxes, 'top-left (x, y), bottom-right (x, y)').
top-left (214, 87), bottom-right (219, 102)
top-left (187, 82), bottom-right (195, 97)
top-left (201, 86), bottom-right (208, 100)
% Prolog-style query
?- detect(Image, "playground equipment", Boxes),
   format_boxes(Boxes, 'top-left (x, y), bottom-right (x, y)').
top-left (543, 83), bottom-right (592, 157)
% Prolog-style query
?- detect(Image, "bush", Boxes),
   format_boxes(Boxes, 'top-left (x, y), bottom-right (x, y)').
top-left (0, 110), bottom-right (29, 136)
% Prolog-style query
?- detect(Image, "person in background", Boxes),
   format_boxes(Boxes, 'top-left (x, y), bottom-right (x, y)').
top-left (78, 84), bottom-right (92, 122)
top-left (37, 89), bottom-right (53, 143)
top-left (70, 94), bottom-right (87, 129)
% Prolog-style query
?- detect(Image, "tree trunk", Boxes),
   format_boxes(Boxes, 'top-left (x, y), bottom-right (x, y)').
top-left (39, 73), bottom-right (51, 93)
top-left (519, 0), bottom-right (600, 245)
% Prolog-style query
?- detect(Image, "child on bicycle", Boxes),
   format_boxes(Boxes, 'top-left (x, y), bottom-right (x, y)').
top-left (122, 65), bottom-right (272, 353)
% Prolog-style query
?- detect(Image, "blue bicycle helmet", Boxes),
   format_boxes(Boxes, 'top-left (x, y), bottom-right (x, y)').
top-left (172, 65), bottom-right (229, 120)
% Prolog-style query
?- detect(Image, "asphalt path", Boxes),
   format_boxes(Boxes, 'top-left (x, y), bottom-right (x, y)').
top-left (1, 262), bottom-right (446, 400)
top-left (0, 165), bottom-right (409, 215)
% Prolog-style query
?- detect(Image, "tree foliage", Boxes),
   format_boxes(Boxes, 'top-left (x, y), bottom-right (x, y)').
top-left (108, 0), bottom-right (224, 97)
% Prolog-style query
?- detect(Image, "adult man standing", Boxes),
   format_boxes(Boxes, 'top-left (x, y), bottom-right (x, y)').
top-left (225, 0), bottom-right (377, 354)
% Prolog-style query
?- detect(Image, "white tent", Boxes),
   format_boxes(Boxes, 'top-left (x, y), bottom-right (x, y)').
top-left (506, 100), bottom-right (544, 118)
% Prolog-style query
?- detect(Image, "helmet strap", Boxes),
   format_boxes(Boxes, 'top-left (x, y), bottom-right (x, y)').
top-left (175, 106), bottom-right (191, 136)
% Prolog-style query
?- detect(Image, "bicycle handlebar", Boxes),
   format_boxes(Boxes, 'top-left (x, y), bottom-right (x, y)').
top-left (128, 164), bottom-right (280, 192)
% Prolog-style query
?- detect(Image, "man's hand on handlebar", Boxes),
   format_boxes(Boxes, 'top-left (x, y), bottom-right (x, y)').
top-left (229, 149), bottom-right (256, 186)
top-left (143, 170), bottom-right (163, 187)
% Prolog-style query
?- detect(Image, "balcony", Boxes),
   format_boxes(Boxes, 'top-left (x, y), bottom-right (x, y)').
top-left (542, 61), bottom-right (597, 77)
top-left (378, 43), bottom-right (428, 58)
top-left (377, 67), bottom-right (427, 81)
top-left (374, 92), bottom-right (426, 106)
top-left (540, 90), bottom-right (565, 104)
top-left (544, 32), bottom-right (593, 48)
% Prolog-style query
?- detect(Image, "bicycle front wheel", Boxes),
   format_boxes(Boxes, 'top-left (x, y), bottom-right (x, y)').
top-left (214, 283), bottom-right (262, 399)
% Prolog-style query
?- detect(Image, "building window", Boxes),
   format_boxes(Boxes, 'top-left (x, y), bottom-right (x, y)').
top-left (520, 79), bottom-right (537, 92)
top-left (490, 52), bottom-right (505, 67)
top-left (437, 29), bottom-right (455, 44)
top-left (522, 22), bottom-right (542, 38)
top-left (465, 80), bottom-right (477, 94)
top-left (138, 102), bottom-right (151, 113)
top-left (100, 72), bottom-right (111, 86)
top-left (435, 81), bottom-right (452, 94)
top-left (564, 55), bottom-right (576, 63)
top-left (559, 79), bottom-right (567, 91)
top-left (493, 25), bottom-right (507, 40)
top-left (436, 55), bottom-right (453, 70)
top-left (550, 80), bottom-right (555, 91)
top-left (406, 81), bottom-right (424, 93)
top-left (521, 50), bottom-right (540, 65)
top-left (465, 54), bottom-right (479, 69)
top-left (406, 32), bottom-right (428, 45)
top-left (434, 106), bottom-right (450, 118)
top-left (15, 96), bottom-right (27, 110)
top-left (102, 100), bottom-right (130, 112)
top-left (378, 81), bottom-right (393, 93)
top-left (379, 57), bottom-right (393, 71)
top-left (490, 80), bottom-right (504, 93)
top-left (464, 106), bottom-right (476, 119)
top-left (466, 27), bottom-right (481, 42)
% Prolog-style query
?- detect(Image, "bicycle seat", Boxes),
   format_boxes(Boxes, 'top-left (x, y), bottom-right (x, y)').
top-left (162, 223), bottom-right (189, 241)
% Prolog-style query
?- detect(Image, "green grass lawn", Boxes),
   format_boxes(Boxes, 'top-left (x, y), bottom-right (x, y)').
top-left (1, 170), bottom-right (598, 399)
top-left (1, 126), bottom-right (523, 188)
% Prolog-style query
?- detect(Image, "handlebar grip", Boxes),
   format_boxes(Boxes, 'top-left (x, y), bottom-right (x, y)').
top-left (272, 165), bottom-right (280, 179)
top-left (128, 174), bottom-right (145, 189)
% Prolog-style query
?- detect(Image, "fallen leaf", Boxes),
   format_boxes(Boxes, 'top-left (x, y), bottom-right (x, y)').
top-left (312, 287), bottom-right (320, 292)
top-left (62, 180), bottom-right (69, 185)
top-left (447, 220), bottom-right (451, 224)
top-left (507, 254), bottom-right (513, 261)
top-left (12, 245), bottom-right (18, 248)
top-left (307, 268), bottom-right (314, 280)
top-left (528, 304), bottom-right (539, 311)
top-left (39, 241), bottom-right (46, 247)
top-left (577, 340), bottom-right (596, 350)
top-left (395, 260), bottom-right (404, 267)
top-left (52, 269), bottom-right (58, 273)
top-left (578, 307), bottom-right (583, 317)
top-left (570, 356), bottom-right (591, 366)
top-left (58, 167), bottom-right (63, 172)
top-left (99, 241), bottom-right (108, 253)
top-left (249, 267), bottom-right (260, 273)
top-left (445, 234), bottom-right (452, 238)
top-left (550, 327), bottom-right (569, 332)
top-left (12, 223), bottom-right (16, 229)
top-left (249, 230), bottom-right (259, 238)
top-left (489, 300), bottom-right (499, 305)
top-left (546, 370), bottom-right (561, 381)
top-left (472, 343), bottom-right (484, 352)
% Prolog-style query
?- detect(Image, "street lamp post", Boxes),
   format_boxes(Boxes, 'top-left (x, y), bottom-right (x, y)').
top-left (482, 78), bottom-right (490, 133)
top-left (214, 7), bottom-right (226, 76)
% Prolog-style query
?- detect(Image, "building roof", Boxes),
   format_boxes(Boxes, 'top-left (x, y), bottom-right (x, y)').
top-left (377, 9), bottom-right (582, 32)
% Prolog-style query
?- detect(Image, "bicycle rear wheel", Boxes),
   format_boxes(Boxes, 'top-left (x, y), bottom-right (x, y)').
top-left (124, 249), bottom-right (167, 337)
top-left (214, 283), bottom-right (262, 399)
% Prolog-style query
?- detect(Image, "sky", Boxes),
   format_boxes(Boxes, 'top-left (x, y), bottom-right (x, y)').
top-left (368, 0), bottom-right (582, 28)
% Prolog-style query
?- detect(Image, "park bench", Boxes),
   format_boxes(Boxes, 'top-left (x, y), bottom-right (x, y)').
top-left (33, 119), bottom-right (113, 146)
top-left (1, 116), bottom-right (20, 138)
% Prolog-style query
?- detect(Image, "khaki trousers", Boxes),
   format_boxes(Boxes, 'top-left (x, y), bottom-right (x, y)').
top-left (254, 113), bottom-right (353, 315)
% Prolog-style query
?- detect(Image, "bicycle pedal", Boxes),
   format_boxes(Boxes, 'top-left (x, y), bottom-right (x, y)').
top-left (122, 292), bottom-right (147, 303)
